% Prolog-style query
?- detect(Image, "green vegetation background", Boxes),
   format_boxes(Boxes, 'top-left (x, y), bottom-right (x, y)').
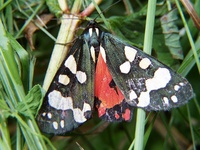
top-left (0, 0), bottom-right (199, 150)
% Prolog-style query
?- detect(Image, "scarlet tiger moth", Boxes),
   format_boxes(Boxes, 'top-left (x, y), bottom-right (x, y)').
top-left (37, 20), bottom-right (193, 135)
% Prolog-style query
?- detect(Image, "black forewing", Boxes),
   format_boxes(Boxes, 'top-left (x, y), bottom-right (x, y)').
top-left (37, 37), bottom-right (94, 135)
top-left (101, 32), bottom-right (193, 111)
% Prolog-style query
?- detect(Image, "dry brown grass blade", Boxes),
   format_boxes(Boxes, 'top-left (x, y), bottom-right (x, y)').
top-left (180, 0), bottom-right (200, 30)
top-left (24, 14), bottom-right (54, 50)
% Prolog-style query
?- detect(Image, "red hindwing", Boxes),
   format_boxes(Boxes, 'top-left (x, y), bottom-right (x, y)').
top-left (95, 52), bottom-right (133, 122)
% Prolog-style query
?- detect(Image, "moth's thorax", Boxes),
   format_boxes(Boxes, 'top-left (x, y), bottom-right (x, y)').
top-left (87, 27), bottom-right (101, 48)
top-left (83, 25), bottom-right (102, 63)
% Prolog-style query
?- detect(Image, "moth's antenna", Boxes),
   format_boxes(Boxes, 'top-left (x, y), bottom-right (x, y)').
top-left (95, 0), bottom-right (122, 20)
top-left (93, 0), bottom-right (122, 30)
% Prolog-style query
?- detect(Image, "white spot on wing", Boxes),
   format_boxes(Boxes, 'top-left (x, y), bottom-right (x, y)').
top-left (137, 92), bottom-right (150, 107)
top-left (124, 46), bottom-right (137, 62)
top-left (145, 68), bottom-right (171, 91)
top-left (53, 121), bottom-right (58, 130)
top-left (73, 102), bottom-right (91, 123)
top-left (42, 112), bottom-right (46, 117)
top-left (119, 61), bottom-right (131, 74)
top-left (64, 55), bottom-right (77, 74)
top-left (60, 120), bottom-right (64, 128)
top-left (139, 58), bottom-right (151, 69)
top-left (47, 113), bottom-right (52, 119)
top-left (73, 108), bottom-right (86, 122)
top-left (171, 95), bottom-right (178, 103)
top-left (82, 102), bottom-right (91, 112)
top-left (129, 90), bottom-right (137, 100)
top-left (179, 82), bottom-right (184, 86)
top-left (90, 46), bottom-right (95, 62)
top-left (48, 91), bottom-right (91, 123)
top-left (100, 46), bottom-right (106, 62)
top-left (163, 97), bottom-right (169, 106)
top-left (48, 91), bottom-right (73, 110)
top-left (58, 74), bottom-right (70, 85)
top-left (136, 68), bottom-right (171, 107)
top-left (76, 71), bottom-right (87, 84)
top-left (174, 85), bottom-right (180, 91)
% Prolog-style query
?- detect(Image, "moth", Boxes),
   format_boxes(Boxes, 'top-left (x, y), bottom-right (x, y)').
top-left (37, 20), bottom-right (193, 135)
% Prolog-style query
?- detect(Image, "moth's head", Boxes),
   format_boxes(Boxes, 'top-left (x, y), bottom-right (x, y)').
top-left (86, 20), bottom-right (99, 29)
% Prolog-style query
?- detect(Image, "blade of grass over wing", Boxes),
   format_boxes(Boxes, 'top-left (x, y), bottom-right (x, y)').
top-left (132, 1), bottom-right (157, 150)
top-left (42, 0), bottom-right (82, 90)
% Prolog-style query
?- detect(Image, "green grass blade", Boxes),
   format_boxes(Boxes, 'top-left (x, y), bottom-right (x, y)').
top-left (175, 0), bottom-right (200, 74)
top-left (133, 1), bottom-right (156, 150)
